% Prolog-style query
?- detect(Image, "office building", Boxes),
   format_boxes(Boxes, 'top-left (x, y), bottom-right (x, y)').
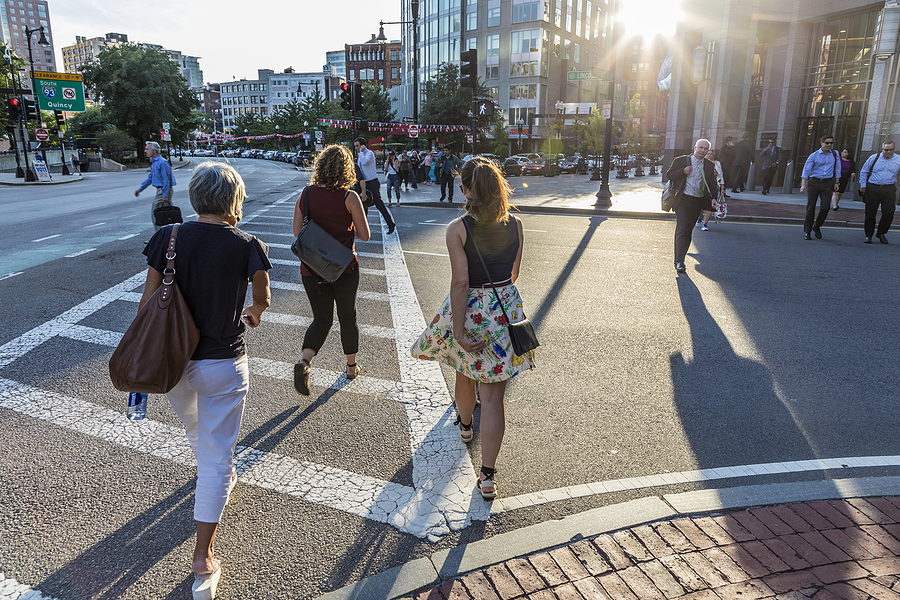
top-left (1, 0), bottom-right (57, 79)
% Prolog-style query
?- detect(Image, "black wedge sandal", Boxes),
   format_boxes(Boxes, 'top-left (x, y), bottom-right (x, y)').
top-left (454, 415), bottom-right (473, 443)
top-left (477, 465), bottom-right (497, 500)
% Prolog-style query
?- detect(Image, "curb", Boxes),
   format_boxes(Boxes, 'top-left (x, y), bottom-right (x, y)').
top-left (0, 174), bottom-right (84, 186)
top-left (315, 475), bottom-right (900, 600)
top-left (402, 202), bottom-right (862, 228)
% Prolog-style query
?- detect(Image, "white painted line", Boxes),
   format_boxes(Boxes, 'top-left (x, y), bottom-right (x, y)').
top-left (523, 229), bottom-right (546, 233)
top-left (242, 231), bottom-right (296, 237)
top-left (423, 219), bottom-right (437, 222)
top-left (250, 215), bottom-right (293, 219)
top-left (248, 357), bottom-right (402, 398)
top-left (0, 271), bottom-right (24, 281)
top-left (358, 251), bottom-right (385, 259)
top-left (117, 234), bottom-right (139, 240)
top-left (187, 213), bottom-right (198, 218)
top-left (83, 222), bottom-right (106, 228)
top-left (0, 574), bottom-right (59, 600)
top-left (418, 222), bottom-right (451, 227)
top-left (262, 312), bottom-right (396, 339)
top-left (64, 248), bottom-right (97, 258)
top-left (266, 258), bottom-right (385, 276)
top-left (403, 250), bottom-right (449, 257)
top-left (31, 234), bottom-right (61, 242)
top-left (268, 280), bottom-right (388, 301)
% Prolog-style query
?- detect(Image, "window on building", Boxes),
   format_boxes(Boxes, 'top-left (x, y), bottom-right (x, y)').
top-left (391, 49), bottom-right (398, 61)
top-left (511, 28), bottom-right (540, 53)
top-left (392, 67), bottom-right (398, 79)
top-left (467, 37), bottom-right (477, 50)
top-left (488, 6), bottom-right (500, 26)
top-left (555, 1), bottom-right (562, 27)
top-left (512, 0), bottom-right (540, 23)
top-left (467, 10), bottom-right (477, 30)
top-left (486, 34), bottom-right (500, 57)
top-left (573, 43), bottom-right (580, 63)
top-left (509, 83), bottom-right (537, 99)
top-left (485, 65), bottom-right (499, 79)
top-left (510, 60), bottom-right (539, 76)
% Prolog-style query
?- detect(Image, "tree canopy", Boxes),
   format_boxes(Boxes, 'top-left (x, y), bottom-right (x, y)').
top-left (419, 63), bottom-right (494, 153)
top-left (81, 43), bottom-right (198, 153)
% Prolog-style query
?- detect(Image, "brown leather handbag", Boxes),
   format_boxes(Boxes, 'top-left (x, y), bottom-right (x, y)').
top-left (109, 224), bottom-right (200, 393)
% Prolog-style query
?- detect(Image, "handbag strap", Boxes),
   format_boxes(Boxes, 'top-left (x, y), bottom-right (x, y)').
top-left (301, 186), bottom-right (311, 225)
top-left (461, 216), bottom-right (515, 326)
top-left (161, 224), bottom-right (179, 302)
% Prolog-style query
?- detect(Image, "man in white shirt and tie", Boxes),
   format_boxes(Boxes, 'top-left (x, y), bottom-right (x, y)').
top-left (353, 137), bottom-right (396, 235)
top-left (858, 141), bottom-right (900, 244)
top-left (664, 139), bottom-right (717, 273)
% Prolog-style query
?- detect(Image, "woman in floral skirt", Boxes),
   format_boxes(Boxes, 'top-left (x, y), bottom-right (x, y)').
top-left (411, 157), bottom-right (535, 500)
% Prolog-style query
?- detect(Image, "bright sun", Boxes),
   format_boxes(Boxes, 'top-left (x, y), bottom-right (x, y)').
top-left (619, 0), bottom-right (681, 38)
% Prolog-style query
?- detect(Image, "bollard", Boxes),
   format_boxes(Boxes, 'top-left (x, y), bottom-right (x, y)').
top-left (746, 162), bottom-right (757, 192)
top-left (782, 160), bottom-right (794, 195)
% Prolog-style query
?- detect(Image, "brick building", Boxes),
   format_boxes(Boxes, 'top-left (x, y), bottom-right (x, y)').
top-left (345, 34), bottom-right (402, 91)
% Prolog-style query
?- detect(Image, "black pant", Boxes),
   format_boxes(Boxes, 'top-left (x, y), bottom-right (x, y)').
top-left (762, 167), bottom-right (776, 192)
top-left (301, 270), bottom-right (360, 355)
top-left (864, 184), bottom-right (896, 237)
top-left (730, 164), bottom-right (749, 191)
top-left (364, 177), bottom-right (395, 227)
top-left (804, 178), bottom-right (833, 233)
top-left (440, 172), bottom-right (455, 201)
top-left (674, 194), bottom-right (705, 264)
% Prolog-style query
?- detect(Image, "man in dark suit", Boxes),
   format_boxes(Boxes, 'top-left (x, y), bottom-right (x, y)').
top-left (719, 136), bottom-right (735, 191)
top-left (730, 132), bottom-right (755, 193)
top-left (666, 139), bottom-right (717, 273)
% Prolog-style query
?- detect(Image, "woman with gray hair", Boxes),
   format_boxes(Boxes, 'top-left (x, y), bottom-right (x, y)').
top-left (138, 161), bottom-right (272, 600)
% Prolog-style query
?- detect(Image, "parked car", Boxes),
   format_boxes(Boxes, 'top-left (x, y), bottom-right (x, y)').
top-left (522, 158), bottom-right (546, 175)
top-left (502, 158), bottom-right (522, 177)
top-left (559, 156), bottom-right (587, 174)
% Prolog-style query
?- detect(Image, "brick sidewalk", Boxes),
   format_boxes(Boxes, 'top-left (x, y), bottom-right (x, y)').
top-left (404, 497), bottom-right (900, 600)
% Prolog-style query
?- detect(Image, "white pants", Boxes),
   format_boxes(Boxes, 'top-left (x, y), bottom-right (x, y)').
top-left (167, 355), bottom-right (249, 523)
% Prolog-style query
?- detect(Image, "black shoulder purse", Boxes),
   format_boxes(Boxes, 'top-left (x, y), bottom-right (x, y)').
top-left (290, 186), bottom-right (355, 283)
top-left (462, 217), bottom-right (539, 357)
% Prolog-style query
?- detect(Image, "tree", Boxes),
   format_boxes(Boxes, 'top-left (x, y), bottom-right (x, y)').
top-left (67, 105), bottom-right (112, 139)
top-left (97, 129), bottom-right (137, 163)
top-left (81, 43), bottom-right (199, 156)
top-left (490, 114), bottom-right (510, 157)
top-left (572, 108), bottom-right (606, 159)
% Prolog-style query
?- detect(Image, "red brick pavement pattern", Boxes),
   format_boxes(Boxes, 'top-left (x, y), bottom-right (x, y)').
top-left (401, 497), bottom-right (900, 600)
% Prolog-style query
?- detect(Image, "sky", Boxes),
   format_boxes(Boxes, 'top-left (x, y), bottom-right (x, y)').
top-left (49, 0), bottom-right (678, 85)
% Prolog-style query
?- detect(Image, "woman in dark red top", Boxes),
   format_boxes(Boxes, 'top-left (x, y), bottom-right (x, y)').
top-left (291, 145), bottom-right (370, 395)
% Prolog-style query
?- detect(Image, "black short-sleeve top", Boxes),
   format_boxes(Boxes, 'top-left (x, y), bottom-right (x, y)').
top-left (144, 222), bottom-right (272, 360)
top-left (462, 214), bottom-right (520, 286)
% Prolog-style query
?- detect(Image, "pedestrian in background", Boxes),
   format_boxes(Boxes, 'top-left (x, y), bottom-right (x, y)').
top-left (759, 139), bottom-right (780, 195)
top-left (858, 141), bottom-right (900, 244)
top-left (139, 162), bottom-right (272, 600)
top-left (410, 150), bottom-right (420, 188)
top-left (429, 152), bottom-right (438, 183)
top-left (832, 148), bottom-right (856, 211)
top-left (421, 151), bottom-right (433, 184)
top-left (292, 145), bottom-right (371, 396)
top-left (719, 137), bottom-right (735, 193)
top-left (698, 148), bottom-right (725, 231)
top-left (730, 132), bottom-right (754, 193)
top-left (436, 147), bottom-right (463, 202)
top-left (385, 151), bottom-right (402, 205)
top-left (411, 157), bottom-right (535, 500)
top-left (135, 141), bottom-right (176, 231)
top-left (398, 151), bottom-right (412, 191)
top-left (70, 152), bottom-right (80, 175)
top-left (353, 137), bottom-right (395, 235)
top-left (666, 138), bottom-right (717, 273)
top-left (799, 135), bottom-right (839, 240)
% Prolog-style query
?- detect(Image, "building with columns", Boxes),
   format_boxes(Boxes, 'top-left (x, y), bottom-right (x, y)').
top-left (665, 0), bottom-right (898, 188)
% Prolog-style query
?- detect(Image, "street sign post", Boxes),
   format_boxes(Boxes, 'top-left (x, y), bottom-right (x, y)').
top-left (34, 128), bottom-right (50, 142)
top-left (602, 100), bottom-right (612, 119)
top-left (33, 71), bottom-right (86, 112)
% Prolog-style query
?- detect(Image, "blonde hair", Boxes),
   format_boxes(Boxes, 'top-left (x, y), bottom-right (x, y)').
top-left (189, 161), bottom-right (246, 221)
top-left (459, 157), bottom-right (514, 223)
top-left (310, 145), bottom-right (357, 191)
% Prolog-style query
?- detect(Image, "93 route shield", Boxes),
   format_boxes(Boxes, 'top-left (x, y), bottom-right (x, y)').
top-left (34, 71), bottom-right (86, 112)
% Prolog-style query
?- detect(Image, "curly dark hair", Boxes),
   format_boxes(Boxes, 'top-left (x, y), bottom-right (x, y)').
top-left (310, 145), bottom-right (357, 191)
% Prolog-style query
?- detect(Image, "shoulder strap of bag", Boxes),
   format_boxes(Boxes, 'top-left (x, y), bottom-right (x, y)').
top-left (462, 216), bottom-right (515, 327)
top-left (833, 150), bottom-right (839, 179)
top-left (161, 224), bottom-right (179, 300)
top-left (301, 186), bottom-right (311, 225)
top-left (868, 152), bottom-right (880, 181)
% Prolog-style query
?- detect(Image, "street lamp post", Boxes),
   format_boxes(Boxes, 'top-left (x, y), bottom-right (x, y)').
top-left (378, 0), bottom-right (420, 149)
top-left (517, 118), bottom-right (525, 154)
top-left (275, 124), bottom-right (280, 151)
top-left (593, 9), bottom-right (619, 208)
top-left (245, 128), bottom-right (250, 150)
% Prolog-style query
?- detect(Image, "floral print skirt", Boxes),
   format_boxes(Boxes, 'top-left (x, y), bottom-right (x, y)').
top-left (411, 284), bottom-right (536, 382)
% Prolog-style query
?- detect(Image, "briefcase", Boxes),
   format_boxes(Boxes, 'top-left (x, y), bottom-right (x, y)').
top-left (154, 203), bottom-right (183, 226)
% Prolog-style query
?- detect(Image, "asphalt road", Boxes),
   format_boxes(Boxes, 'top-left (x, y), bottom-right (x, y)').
top-left (1, 158), bottom-right (899, 599)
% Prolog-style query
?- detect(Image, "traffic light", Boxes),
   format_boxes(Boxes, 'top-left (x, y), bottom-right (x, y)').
top-left (54, 110), bottom-right (65, 129)
top-left (460, 49), bottom-right (477, 89)
top-left (6, 98), bottom-right (21, 122)
top-left (353, 83), bottom-right (364, 113)
top-left (340, 82), bottom-right (352, 111)
top-left (23, 98), bottom-right (37, 121)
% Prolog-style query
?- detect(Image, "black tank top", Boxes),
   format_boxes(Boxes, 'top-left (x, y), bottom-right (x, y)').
top-left (462, 214), bottom-right (519, 286)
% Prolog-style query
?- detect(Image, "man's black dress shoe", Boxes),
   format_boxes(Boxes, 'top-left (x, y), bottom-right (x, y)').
top-left (762, 189), bottom-right (767, 195)
top-left (675, 262), bottom-right (686, 273)
top-left (878, 234), bottom-right (889, 244)
top-left (804, 232), bottom-right (812, 240)
top-left (865, 237), bottom-right (872, 243)
top-left (813, 225), bottom-right (822, 239)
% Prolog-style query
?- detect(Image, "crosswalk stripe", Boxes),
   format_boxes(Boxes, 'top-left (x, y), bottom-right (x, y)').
top-left (269, 280), bottom-right (388, 301)
top-left (260, 240), bottom-right (381, 249)
top-left (268, 258), bottom-right (385, 276)
top-left (261, 312), bottom-right (396, 339)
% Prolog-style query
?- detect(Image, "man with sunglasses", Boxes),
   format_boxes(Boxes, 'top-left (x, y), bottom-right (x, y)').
top-left (799, 136), bottom-right (840, 240)
top-left (858, 141), bottom-right (900, 244)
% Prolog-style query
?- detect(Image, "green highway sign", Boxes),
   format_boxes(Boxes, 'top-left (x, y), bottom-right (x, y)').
top-left (567, 71), bottom-right (603, 81)
top-left (33, 71), bottom-right (86, 112)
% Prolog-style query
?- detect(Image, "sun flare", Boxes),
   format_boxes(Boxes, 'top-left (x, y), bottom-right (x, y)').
top-left (619, 0), bottom-right (681, 38)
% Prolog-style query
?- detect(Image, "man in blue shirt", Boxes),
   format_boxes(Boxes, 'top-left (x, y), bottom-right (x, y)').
top-left (799, 135), bottom-right (840, 240)
top-left (435, 147), bottom-right (462, 202)
top-left (858, 141), bottom-right (900, 244)
top-left (135, 141), bottom-right (176, 231)
top-left (353, 137), bottom-right (395, 235)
